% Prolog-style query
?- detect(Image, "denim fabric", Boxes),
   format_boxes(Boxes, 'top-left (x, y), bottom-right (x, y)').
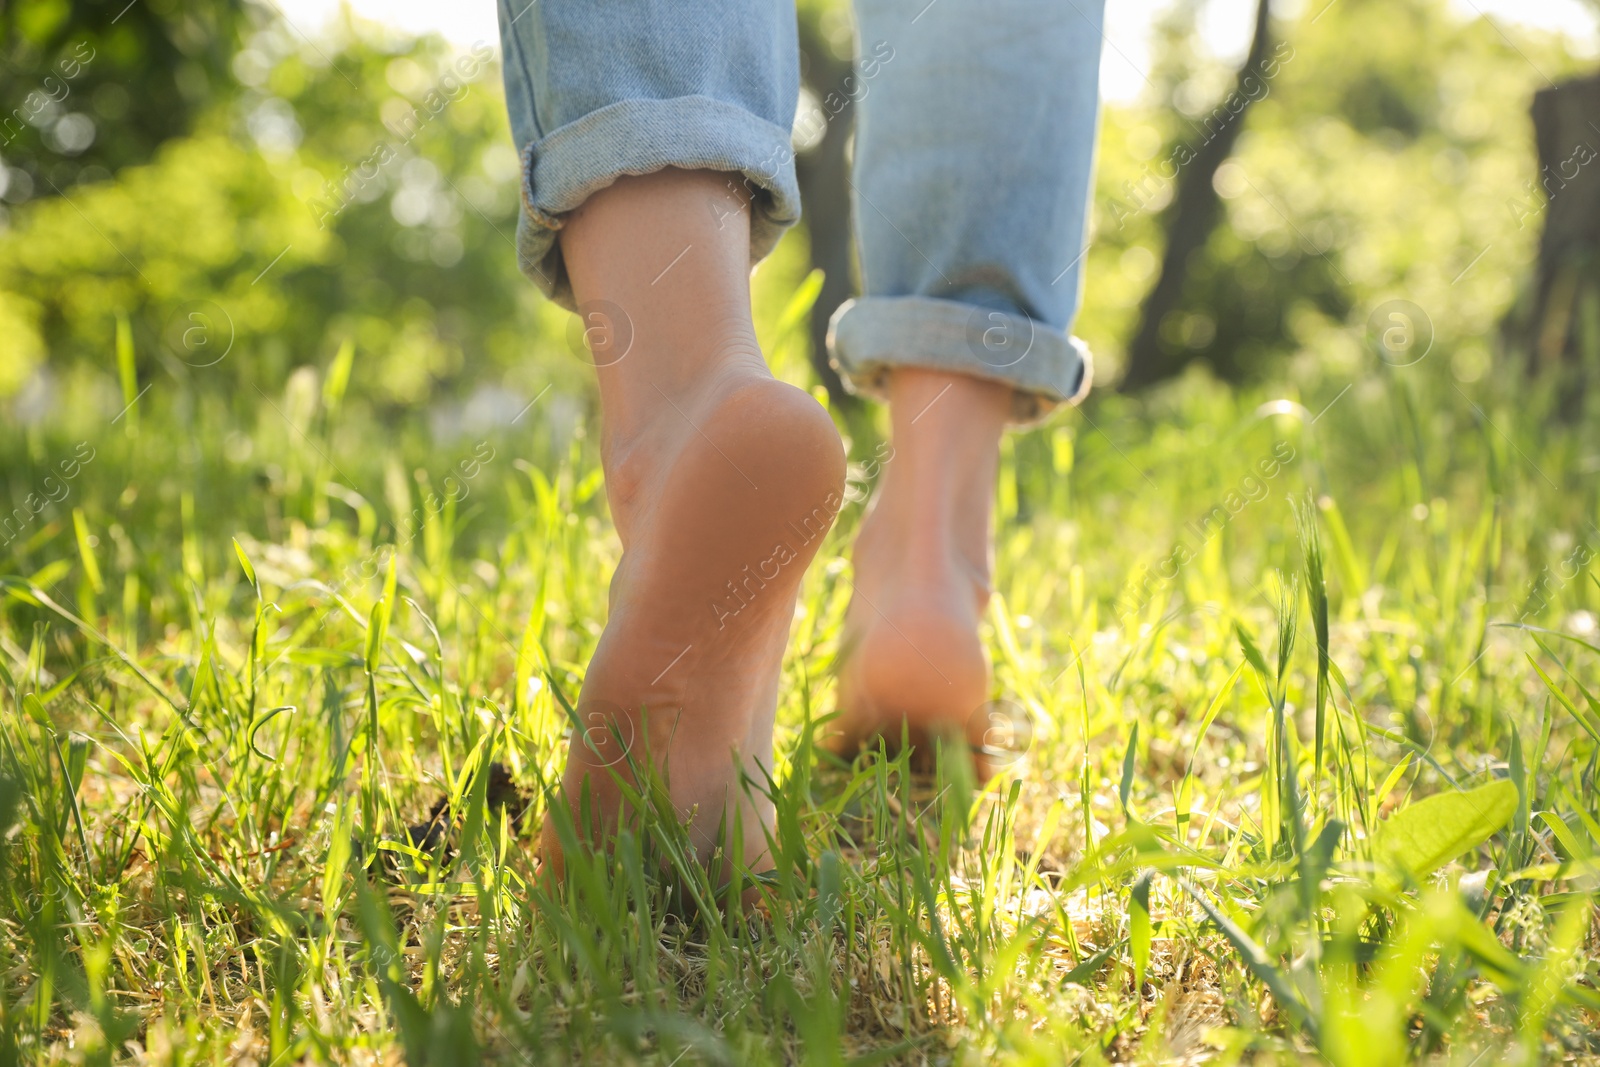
top-left (829, 0), bottom-right (1104, 421)
top-left (496, 0), bottom-right (801, 308)
top-left (496, 0), bottom-right (1103, 418)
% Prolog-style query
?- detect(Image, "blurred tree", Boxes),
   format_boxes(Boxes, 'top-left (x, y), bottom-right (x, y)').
top-left (1094, 0), bottom-right (1572, 390)
top-left (0, 0), bottom-right (253, 198)
top-left (3, 0), bottom-right (1587, 422)
top-left (1519, 65), bottom-right (1599, 384)
top-left (1120, 0), bottom-right (1275, 390)
top-left (0, 15), bottom-right (563, 414)
top-left (793, 0), bottom-right (855, 408)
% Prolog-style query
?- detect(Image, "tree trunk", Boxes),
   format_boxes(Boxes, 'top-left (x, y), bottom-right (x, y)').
top-left (1120, 0), bottom-right (1274, 391)
top-left (794, 20), bottom-right (856, 408)
top-left (1523, 72), bottom-right (1600, 380)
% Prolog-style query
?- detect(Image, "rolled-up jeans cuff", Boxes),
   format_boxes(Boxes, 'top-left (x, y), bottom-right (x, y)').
top-left (514, 95), bottom-right (801, 310)
top-left (827, 296), bottom-right (1093, 424)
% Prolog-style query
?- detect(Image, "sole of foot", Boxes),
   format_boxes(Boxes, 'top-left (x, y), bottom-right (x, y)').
top-left (543, 367), bottom-right (845, 879)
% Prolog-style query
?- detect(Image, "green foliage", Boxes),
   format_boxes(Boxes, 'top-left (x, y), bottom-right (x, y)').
top-left (0, 299), bottom-right (1596, 1059)
top-left (0, 0), bottom-right (250, 189)
top-left (0, 16), bottom-right (566, 412)
top-left (1082, 0), bottom-right (1594, 383)
top-left (1372, 778), bottom-right (1518, 880)
top-left (0, 0), bottom-right (1598, 1063)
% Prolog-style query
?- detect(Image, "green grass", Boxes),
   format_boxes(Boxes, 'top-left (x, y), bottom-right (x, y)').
top-left (1, 327), bottom-right (1598, 1065)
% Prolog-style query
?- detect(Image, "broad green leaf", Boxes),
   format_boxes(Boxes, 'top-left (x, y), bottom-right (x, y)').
top-left (1374, 779), bottom-right (1518, 879)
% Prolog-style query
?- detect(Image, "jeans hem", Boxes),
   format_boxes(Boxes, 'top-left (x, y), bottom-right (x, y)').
top-left (826, 295), bottom-right (1093, 424)
top-left (514, 95), bottom-right (802, 309)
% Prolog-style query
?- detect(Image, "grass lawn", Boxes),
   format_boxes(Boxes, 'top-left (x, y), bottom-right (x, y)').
top-left (2, 321), bottom-right (1598, 1064)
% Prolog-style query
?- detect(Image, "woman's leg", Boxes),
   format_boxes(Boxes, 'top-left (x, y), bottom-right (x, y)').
top-left (553, 168), bottom-right (843, 873)
top-left (497, 0), bottom-right (804, 304)
top-left (834, 369), bottom-right (1010, 766)
top-left (496, 2), bottom-right (845, 872)
top-left (830, 0), bottom-right (1105, 766)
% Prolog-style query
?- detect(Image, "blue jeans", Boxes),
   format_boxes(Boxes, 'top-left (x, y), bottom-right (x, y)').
top-left (497, 0), bottom-right (1104, 421)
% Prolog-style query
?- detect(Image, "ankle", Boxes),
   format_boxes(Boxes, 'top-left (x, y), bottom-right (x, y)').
top-left (597, 322), bottom-right (773, 523)
top-left (855, 370), bottom-right (1010, 597)
top-left (855, 498), bottom-right (993, 611)
top-left (559, 166), bottom-right (770, 484)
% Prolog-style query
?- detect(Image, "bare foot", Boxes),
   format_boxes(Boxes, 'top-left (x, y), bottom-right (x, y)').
top-left (542, 169), bottom-right (845, 878)
top-left (562, 369), bottom-right (844, 869)
top-left (833, 369), bottom-right (1012, 776)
